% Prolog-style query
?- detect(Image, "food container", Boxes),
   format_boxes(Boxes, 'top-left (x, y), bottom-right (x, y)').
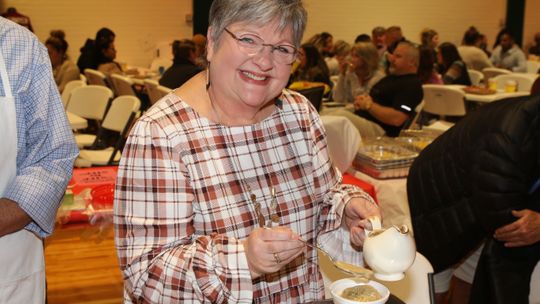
top-left (330, 278), bottom-right (390, 304)
top-left (353, 137), bottom-right (418, 179)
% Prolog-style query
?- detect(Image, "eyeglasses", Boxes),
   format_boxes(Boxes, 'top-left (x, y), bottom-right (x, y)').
top-left (224, 28), bottom-right (298, 65)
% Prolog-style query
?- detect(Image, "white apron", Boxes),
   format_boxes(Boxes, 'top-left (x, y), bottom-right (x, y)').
top-left (0, 48), bottom-right (45, 303)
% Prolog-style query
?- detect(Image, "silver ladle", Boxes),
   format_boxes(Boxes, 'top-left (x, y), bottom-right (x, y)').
top-left (299, 238), bottom-right (373, 280)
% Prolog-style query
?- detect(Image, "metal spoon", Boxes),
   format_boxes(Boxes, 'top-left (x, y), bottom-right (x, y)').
top-left (299, 238), bottom-right (373, 280)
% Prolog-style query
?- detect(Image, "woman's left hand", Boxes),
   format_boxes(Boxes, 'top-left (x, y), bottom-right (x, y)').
top-left (343, 197), bottom-right (381, 247)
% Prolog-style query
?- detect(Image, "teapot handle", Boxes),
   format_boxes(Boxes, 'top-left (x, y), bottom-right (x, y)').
top-left (364, 216), bottom-right (382, 236)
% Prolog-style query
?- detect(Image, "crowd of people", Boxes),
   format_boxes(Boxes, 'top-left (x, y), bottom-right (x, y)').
top-left (293, 24), bottom-right (540, 140)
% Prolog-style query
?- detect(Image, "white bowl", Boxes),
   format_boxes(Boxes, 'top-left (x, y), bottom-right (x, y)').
top-left (330, 278), bottom-right (390, 304)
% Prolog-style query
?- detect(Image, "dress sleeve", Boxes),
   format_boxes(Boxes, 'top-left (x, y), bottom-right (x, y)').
top-left (306, 108), bottom-right (377, 264)
top-left (114, 117), bottom-right (253, 303)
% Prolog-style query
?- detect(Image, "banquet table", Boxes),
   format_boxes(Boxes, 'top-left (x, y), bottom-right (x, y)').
top-left (66, 111), bottom-right (88, 130)
top-left (445, 84), bottom-right (530, 103)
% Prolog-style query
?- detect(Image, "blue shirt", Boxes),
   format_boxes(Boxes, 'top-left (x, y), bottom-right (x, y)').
top-left (0, 18), bottom-right (78, 237)
top-left (490, 44), bottom-right (527, 73)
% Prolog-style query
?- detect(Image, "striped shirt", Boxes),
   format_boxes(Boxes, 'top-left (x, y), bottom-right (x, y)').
top-left (114, 89), bottom-right (375, 303)
top-left (0, 17), bottom-right (78, 237)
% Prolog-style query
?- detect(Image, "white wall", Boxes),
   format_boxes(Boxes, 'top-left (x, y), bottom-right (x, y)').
top-left (5, 0), bottom-right (537, 68)
top-left (3, 0), bottom-right (193, 67)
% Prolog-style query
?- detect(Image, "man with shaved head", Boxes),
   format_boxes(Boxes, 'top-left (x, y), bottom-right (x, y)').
top-left (341, 41), bottom-right (423, 137)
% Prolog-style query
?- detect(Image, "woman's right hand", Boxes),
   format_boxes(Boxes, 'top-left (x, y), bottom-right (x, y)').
top-left (241, 227), bottom-right (304, 279)
top-left (338, 58), bottom-right (349, 75)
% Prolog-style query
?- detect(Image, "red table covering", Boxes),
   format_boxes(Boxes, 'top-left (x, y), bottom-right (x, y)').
top-left (342, 172), bottom-right (378, 204)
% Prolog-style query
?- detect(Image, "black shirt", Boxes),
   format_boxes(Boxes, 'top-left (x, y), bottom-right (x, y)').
top-left (159, 58), bottom-right (202, 89)
top-left (356, 73), bottom-right (423, 137)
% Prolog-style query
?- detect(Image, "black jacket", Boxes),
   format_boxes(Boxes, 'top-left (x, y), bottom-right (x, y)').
top-left (407, 95), bottom-right (540, 303)
top-left (159, 58), bottom-right (202, 90)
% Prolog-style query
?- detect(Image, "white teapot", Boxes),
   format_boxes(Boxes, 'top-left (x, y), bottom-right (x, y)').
top-left (362, 217), bottom-right (416, 281)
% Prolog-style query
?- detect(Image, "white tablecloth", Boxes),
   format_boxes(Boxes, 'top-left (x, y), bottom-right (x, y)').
top-left (350, 169), bottom-right (411, 233)
top-left (321, 115), bottom-right (361, 173)
top-left (446, 84), bottom-right (530, 103)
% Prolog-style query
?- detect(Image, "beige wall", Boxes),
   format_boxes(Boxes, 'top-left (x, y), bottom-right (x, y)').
top-left (524, 0), bottom-right (540, 54)
top-left (303, 0), bottom-right (507, 48)
top-left (4, 0), bottom-right (537, 68)
top-left (3, 0), bottom-right (192, 67)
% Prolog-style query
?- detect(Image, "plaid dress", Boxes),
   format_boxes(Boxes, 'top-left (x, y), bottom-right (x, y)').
top-left (114, 89), bottom-right (375, 303)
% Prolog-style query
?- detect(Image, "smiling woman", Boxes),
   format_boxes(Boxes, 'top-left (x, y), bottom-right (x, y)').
top-left (114, 0), bottom-right (382, 303)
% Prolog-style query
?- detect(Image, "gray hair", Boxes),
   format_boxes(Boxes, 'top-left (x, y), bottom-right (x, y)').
top-left (397, 41), bottom-right (420, 67)
top-left (208, 0), bottom-right (307, 49)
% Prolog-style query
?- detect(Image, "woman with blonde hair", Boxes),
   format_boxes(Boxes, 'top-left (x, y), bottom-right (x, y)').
top-left (333, 42), bottom-right (385, 103)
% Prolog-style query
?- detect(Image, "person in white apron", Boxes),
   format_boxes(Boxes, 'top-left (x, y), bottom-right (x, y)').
top-left (0, 41), bottom-right (47, 304)
top-left (0, 17), bottom-right (78, 303)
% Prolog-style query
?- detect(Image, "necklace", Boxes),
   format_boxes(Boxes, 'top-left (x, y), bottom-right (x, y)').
top-left (224, 125), bottom-right (281, 228)
top-left (206, 80), bottom-right (280, 227)
top-left (246, 183), bottom-right (279, 228)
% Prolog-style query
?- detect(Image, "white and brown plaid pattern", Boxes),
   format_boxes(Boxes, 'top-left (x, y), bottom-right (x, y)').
top-left (114, 89), bottom-right (376, 303)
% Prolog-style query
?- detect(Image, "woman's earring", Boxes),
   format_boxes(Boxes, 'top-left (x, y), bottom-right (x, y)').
top-left (205, 62), bottom-right (211, 90)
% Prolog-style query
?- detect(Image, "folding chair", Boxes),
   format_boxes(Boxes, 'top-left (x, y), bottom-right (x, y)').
top-left (66, 85), bottom-right (114, 131)
top-left (421, 85), bottom-right (466, 132)
top-left (467, 70), bottom-right (484, 87)
top-left (61, 80), bottom-right (86, 108)
top-left (492, 73), bottom-right (537, 92)
top-left (75, 95), bottom-right (141, 167)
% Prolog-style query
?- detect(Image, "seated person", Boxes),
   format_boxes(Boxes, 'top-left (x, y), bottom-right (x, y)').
top-left (307, 31), bottom-right (334, 58)
top-left (77, 27), bottom-right (115, 72)
top-left (159, 39), bottom-right (202, 89)
top-left (192, 33), bottom-right (207, 68)
top-left (418, 45), bottom-right (442, 84)
top-left (96, 39), bottom-right (138, 77)
top-left (290, 43), bottom-right (332, 89)
top-left (490, 30), bottom-right (527, 72)
top-left (371, 26), bottom-right (387, 59)
top-left (437, 42), bottom-right (471, 85)
top-left (45, 30), bottom-right (80, 93)
top-left (326, 39), bottom-right (351, 76)
top-left (458, 26), bottom-right (493, 71)
top-left (336, 41), bottom-right (422, 138)
top-left (529, 32), bottom-right (540, 57)
top-left (420, 28), bottom-right (439, 50)
top-left (333, 42), bottom-right (385, 103)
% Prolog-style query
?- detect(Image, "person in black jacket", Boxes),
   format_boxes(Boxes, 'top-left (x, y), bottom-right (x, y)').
top-left (77, 27), bottom-right (115, 73)
top-left (159, 39), bottom-right (202, 89)
top-left (407, 95), bottom-right (540, 303)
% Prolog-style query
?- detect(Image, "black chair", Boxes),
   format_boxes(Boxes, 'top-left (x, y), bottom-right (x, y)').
top-left (295, 85), bottom-right (325, 112)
